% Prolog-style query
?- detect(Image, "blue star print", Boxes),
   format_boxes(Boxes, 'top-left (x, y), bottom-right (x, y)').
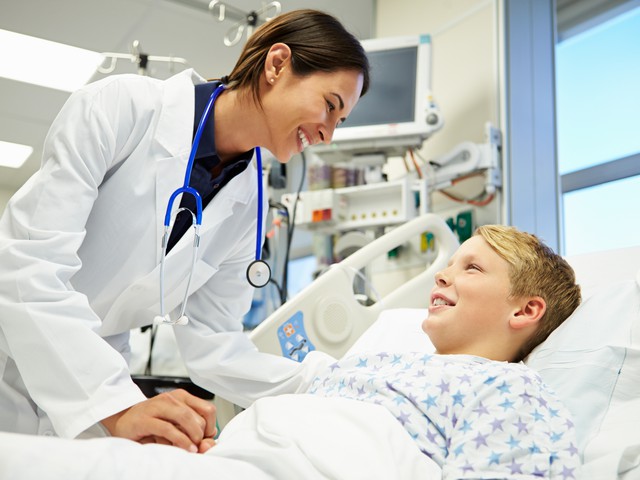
top-left (307, 352), bottom-right (580, 478)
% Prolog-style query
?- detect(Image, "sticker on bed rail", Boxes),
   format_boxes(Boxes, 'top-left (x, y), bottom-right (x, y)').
top-left (277, 311), bottom-right (315, 362)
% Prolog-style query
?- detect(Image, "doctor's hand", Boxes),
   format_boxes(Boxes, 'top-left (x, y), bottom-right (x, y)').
top-left (101, 389), bottom-right (217, 453)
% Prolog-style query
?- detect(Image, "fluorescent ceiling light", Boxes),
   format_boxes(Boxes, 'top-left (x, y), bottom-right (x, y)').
top-left (0, 140), bottom-right (34, 168)
top-left (0, 29), bottom-right (104, 92)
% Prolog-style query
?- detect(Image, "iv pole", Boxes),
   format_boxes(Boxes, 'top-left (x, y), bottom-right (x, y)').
top-left (208, 1), bottom-right (281, 46)
top-left (166, 0), bottom-right (281, 46)
top-left (98, 1), bottom-right (282, 75)
top-left (98, 40), bottom-right (189, 75)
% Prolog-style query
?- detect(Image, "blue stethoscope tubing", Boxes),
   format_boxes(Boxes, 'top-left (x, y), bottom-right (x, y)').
top-left (155, 83), bottom-right (270, 326)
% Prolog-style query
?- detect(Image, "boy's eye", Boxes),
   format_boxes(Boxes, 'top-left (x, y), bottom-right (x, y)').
top-left (467, 264), bottom-right (481, 271)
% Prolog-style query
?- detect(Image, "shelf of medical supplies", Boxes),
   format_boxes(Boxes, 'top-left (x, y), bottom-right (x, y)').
top-left (282, 179), bottom-right (417, 233)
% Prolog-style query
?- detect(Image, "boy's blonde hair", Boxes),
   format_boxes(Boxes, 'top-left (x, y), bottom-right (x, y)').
top-left (474, 225), bottom-right (581, 361)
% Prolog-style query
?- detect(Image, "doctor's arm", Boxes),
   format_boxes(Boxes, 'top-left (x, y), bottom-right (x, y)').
top-left (0, 77), bottom-right (216, 450)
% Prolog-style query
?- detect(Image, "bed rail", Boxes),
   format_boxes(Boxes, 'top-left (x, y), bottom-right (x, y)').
top-left (250, 213), bottom-right (459, 361)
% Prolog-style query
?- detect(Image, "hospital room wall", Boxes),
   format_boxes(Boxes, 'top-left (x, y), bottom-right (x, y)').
top-left (376, 0), bottom-right (499, 156)
top-left (376, 0), bottom-right (503, 228)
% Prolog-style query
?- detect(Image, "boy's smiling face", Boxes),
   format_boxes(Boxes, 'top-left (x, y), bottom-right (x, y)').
top-left (423, 235), bottom-right (524, 358)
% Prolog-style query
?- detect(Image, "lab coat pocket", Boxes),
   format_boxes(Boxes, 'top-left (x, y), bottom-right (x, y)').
top-left (187, 260), bottom-right (219, 297)
top-left (100, 261), bottom-right (218, 336)
top-left (153, 259), bottom-right (219, 320)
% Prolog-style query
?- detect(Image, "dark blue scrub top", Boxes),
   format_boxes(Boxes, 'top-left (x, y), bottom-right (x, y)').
top-left (167, 82), bottom-right (254, 252)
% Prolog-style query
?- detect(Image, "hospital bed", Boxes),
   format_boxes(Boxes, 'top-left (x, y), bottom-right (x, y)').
top-left (1, 213), bottom-right (639, 479)
top-left (242, 213), bottom-right (640, 479)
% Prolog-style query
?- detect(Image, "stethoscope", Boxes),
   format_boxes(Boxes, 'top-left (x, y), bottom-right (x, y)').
top-left (154, 83), bottom-right (271, 326)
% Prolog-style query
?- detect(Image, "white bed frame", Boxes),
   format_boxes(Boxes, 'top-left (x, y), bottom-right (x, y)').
top-left (249, 213), bottom-right (459, 361)
top-left (215, 213), bottom-right (458, 425)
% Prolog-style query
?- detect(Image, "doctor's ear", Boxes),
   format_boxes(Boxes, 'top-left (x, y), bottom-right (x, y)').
top-left (265, 43), bottom-right (291, 81)
top-left (510, 296), bottom-right (546, 330)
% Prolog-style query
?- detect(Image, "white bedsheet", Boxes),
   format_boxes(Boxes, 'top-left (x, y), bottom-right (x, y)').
top-left (0, 394), bottom-right (441, 480)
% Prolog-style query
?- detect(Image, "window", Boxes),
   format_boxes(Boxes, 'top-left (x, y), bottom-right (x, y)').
top-left (556, 5), bottom-right (640, 255)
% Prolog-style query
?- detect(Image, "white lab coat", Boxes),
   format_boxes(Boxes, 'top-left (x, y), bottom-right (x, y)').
top-left (0, 69), bottom-right (329, 439)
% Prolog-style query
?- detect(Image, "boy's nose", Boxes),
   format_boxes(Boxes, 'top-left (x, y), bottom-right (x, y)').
top-left (435, 270), bottom-right (449, 286)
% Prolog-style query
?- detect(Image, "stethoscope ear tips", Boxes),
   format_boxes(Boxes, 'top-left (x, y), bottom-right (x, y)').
top-left (247, 260), bottom-right (271, 288)
top-left (153, 315), bottom-right (169, 325)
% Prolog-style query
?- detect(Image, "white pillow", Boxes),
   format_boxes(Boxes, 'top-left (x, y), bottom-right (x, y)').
top-left (526, 270), bottom-right (640, 477)
top-left (345, 308), bottom-right (433, 357)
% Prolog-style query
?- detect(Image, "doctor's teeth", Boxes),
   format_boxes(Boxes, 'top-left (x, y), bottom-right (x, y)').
top-left (298, 129), bottom-right (310, 148)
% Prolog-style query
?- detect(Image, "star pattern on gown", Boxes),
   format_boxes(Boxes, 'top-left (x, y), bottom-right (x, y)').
top-left (308, 351), bottom-right (580, 478)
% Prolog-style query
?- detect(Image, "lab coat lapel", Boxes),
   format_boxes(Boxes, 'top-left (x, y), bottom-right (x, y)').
top-left (155, 68), bottom-right (205, 155)
top-left (153, 68), bottom-right (204, 262)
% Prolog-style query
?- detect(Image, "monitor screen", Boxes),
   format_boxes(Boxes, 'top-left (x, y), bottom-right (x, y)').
top-left (344, 46), bottom-right (418, 128)
top-left (314, 35), bottom-right (442, 157)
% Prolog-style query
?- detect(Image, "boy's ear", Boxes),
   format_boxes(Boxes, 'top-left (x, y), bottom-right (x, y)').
top-left (510, 296), bottom-right (546, 330)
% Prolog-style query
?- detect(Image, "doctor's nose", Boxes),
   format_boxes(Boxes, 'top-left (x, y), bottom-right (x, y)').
top-left (318, 125), bottom-right (334, 145)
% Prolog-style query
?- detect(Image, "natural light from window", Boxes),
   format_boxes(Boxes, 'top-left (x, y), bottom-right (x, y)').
top-left (563, 174), bottom-right (640, 255)
top-left (556, 5), bottom-right (640, 255)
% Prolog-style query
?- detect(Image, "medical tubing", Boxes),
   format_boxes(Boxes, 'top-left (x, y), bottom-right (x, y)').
top-left (183, 84), bottom-right (225, 188)
top-left (159, 207), bottom-right (196, 321)
top-left (255, 147), bottom-right (264, 261)
top-left (163, 186), bottom-right (203, 226)
top-left (180, 224), bottom-right (201, 317)
top-left (164, 83), bottom-right (226, 227)
top-left (281, 152), bottom-right (306, 304)
top-left (158, 228), bottom-right (170, 316)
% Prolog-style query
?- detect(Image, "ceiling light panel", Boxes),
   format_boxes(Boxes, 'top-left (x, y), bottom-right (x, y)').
top-left (0, 29), bottom-right (104, 92)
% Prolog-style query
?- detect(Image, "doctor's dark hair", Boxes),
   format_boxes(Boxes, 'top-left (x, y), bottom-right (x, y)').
top-left (474, 225), bottom-right (581, 362)
top-left (222, 9), bottom-right (370, 104)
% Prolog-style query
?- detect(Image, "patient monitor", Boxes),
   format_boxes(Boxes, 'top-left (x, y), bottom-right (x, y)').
top-left (313, 34), bottom-right (443, 159)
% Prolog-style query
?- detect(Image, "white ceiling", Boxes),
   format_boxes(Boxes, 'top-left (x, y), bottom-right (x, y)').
top-left (0, 0), bottom-right (374, 193)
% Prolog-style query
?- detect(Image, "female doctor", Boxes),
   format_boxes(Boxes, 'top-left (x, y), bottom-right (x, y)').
top-left (0, 9), bottom-right (369, 453)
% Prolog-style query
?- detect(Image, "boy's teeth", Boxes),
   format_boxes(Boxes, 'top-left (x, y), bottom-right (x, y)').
top-left (433, 298), bottom-right (450, 306)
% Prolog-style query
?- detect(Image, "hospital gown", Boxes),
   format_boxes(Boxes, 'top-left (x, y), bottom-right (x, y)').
top-left (308, 352), bottom-right (580, 479)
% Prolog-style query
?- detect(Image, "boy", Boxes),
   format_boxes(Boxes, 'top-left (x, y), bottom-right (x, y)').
top-left (308, 225), bottom-right (582, 478)
top-left (0, 225), bottom-right (583, 479)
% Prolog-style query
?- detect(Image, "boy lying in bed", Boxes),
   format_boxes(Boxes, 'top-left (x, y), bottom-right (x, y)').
top-left (0, 225), bottom-right (582, 479)
top-left (304, 224), bottom-right (583, 478)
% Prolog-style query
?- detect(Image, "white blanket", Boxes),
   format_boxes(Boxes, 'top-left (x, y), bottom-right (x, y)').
top-left (0, 394), bottom-right (440, 479)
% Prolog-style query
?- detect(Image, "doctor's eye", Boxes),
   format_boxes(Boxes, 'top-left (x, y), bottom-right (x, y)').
top-left (326, 100), bottom-right (336, 112)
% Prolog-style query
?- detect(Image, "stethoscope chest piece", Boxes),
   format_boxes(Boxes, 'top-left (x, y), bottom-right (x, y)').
top-left (247, 259), bottom-right (271, 288)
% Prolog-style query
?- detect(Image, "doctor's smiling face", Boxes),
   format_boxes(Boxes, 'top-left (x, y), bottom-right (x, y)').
top-left (260, 45), bottom-right (364, 162)
top-left (219, 9), bottom-right (370, 162)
